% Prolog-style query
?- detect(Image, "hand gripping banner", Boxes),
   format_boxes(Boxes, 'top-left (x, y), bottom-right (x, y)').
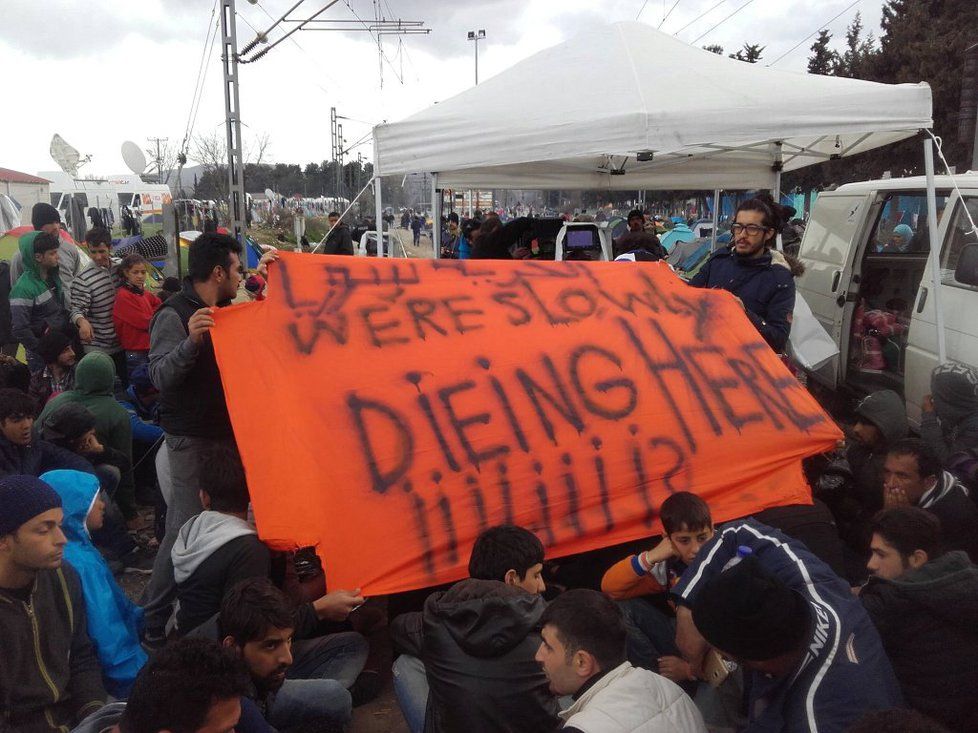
top-left (212, 253), bottom-right (841, 595)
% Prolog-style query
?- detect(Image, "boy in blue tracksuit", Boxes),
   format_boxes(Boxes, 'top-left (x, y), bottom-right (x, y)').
top-left (672, 519), bottom-right (902, 733)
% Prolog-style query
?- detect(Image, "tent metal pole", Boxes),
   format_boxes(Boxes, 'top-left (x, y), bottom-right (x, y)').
top-left (431, 173), bottom-right (441, 259)
top-left (710, 188), bottom-right (720, 252)
top-left (374, 178), bottom-right (384, 258)
top-left (924, 137), bottom-right (948, 364)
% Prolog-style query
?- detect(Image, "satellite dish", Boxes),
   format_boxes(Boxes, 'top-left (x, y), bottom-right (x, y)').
top-left (121, 141), bottom-right (147, 175)
top-left (50, 133), bottom-right (89, 176)
top-left (264, 188), bottom-right (275, 200)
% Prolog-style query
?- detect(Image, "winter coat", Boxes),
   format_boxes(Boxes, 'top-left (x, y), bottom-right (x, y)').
top-left (0, 260), bottom-right (13, 345)
top-left (10, 235), bottom-right (84, 312)
top-left (171, 511), bottom-right (270, 635)
top-left (0, 564), bottom-right (106, 732)
top-left (392, 578), bottom-right (561, 733)
top-left (10, 231), bottom-right (76, 356)
top-left (71, 263), bottom-right (120, 353)
top-left (42, 470), bottom-right (146, 698)
top-left (0, 431), bottom-right (92, 479)
top-left (322, 223), bottom-right (355, 256)
top-left (112, 284), bottom-right (160, 351)
top-left (920, 362), bottom-right (978, 468)
top-left (560, 662), bottom-right (706, 733)
top-left (673, 520), bottom-right (903, 733)
top-left (687, 246), bottom-right (795, 352)
top-left (860, 551), bottom-right (978, 732)
top-left (38, 352), bottom-right (132, 465)
top-left (917, 470), bottom-right (978, 561)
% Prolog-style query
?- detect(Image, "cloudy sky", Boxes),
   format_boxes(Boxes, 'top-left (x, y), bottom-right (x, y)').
top-left (3, 0), bottom-right (886, 177)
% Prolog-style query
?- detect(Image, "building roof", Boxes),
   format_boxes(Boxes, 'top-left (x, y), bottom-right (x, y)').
top-left (0, 168), bottom-right (50, 185)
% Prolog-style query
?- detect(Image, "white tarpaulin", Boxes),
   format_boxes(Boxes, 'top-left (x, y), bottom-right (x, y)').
top-left (373, 22), bottom-right (933, 189)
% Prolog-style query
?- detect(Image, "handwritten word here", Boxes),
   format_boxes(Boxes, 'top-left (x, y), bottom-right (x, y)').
top-left (213, 253), bottom-right (841, 595)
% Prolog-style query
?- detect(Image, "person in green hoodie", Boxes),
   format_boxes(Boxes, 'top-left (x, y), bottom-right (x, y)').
top-left (36, 352), bottom-right (137, 524)
top-left (10, 231), bottom-right (91, 374)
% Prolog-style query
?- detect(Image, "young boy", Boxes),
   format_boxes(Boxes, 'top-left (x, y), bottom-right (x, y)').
top-left (601, 491), bottom-right (714, 684)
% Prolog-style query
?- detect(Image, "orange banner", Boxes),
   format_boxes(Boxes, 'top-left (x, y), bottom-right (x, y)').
top-left (212, 253), bottom-right (841, 595)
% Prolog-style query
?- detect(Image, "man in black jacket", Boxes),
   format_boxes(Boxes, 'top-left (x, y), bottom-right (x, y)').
top-left (0, 387), bottom-right (92, 478)
top-left (322, 212), bottom-right (354, 256)
top-left (390, 525), bottom-right (559, 733)
top-left (0, 474), bottom-right (107, 732)
top-left (883, 438), bottom-right (978, 560)
top-left (860, 507), bottom-right (978, 732)
top-left (142, 233), bottom-right (277, 645)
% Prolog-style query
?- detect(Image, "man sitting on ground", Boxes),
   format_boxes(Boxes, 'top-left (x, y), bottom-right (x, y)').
top-left (219, 577), bottom-right (360, 731)
top-left (0, 388), bottom-right (91, 477)
top-left (882, 438), bottom-right (978, 560)
top-left (535, 589), bottom-right (706, 733)
top-left (28, 330), bottom-right (77, 405)
top-left (70, 637), bottom-right (273, 733)
top-left (601, 491), bottom-right (713, 685)
top-left (0, 475), bottom-right (107, 732)
top-left (390, 524), bottom-right (558, 733)
top-left (859, 507), bottom-right (978, 732)
top-left (673, 519), bottom-right (902, 732)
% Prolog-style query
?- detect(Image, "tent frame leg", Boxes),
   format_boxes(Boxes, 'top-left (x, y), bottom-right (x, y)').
top-left (432, 173), bottom-right (441, 259)
top-left (924, 137), bottom-right (947, 364)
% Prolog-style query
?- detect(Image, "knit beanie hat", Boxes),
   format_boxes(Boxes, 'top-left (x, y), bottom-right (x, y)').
top-left (0, 475), bottom-right (62, 536)
top-left (41, 402), bottom-right (96, 446)
top-left (32, 202), bottom-right (62, 231)
top-left (36, 330), bottom-right (72, 366)
top-left (692, 556), bottom-right (811, 662)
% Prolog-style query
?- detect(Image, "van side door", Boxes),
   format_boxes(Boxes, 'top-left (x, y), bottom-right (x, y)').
top-left (795, 192), bottom-right (876, 388)
top-left (905, 191), bottom-right (978, 426)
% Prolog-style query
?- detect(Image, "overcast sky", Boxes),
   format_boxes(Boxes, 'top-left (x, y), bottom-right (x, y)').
top-left (3, 0), bottom-right (887, 177)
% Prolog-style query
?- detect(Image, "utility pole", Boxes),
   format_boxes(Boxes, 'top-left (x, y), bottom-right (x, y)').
top-left (147, 137), bottom-right (168, 183)
top-left (219, 0), bottom-right (247, 239)
top-left (467, 29), bottom-right (486, 85)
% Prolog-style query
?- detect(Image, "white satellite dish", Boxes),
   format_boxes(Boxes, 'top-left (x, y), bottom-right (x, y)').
top-left (121, 141), bottom-right (147, 175)
top-left (50, 133), bottom-right (90, 176)
top-left (264, 188), bottom-right (275, 200)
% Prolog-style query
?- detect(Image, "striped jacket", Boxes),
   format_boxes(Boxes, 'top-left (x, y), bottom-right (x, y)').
top-left (71, 264), bottom-right (119, 352)
top-left (672, 520), bottom-right (902, 733)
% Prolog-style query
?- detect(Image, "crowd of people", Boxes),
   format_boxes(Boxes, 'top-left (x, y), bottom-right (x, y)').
top-left (1, 197), bottom-right (977, 733)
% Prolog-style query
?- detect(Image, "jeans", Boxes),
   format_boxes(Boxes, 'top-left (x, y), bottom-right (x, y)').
top-left (392, 654), bottom-right (428, 733)
top-left (140, 435), bottom-right (224, 637)
top-left (618, 598), bottom-right (680, 673)
top-left (265, 633), bottom-right (369, 729)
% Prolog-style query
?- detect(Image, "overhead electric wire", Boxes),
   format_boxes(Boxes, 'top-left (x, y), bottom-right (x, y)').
top-left (253, 0), bottom-right (346, 93)
top-left (636, 0), bottom-right (651, 20)
top-left (673, 0), bottom-right (727, 35)
top-left (180, 0), bottom-right (220, 155)
top-left (658, 0), bottom-right (683, 29)
top-left (241, 0), bottom-right (341, 63)
top-left (692, 0), bottom-right (758, 43)
top-left (766, 0), bottom-right (863, 66)
top-left (341, 0), bottom-right (406, 83)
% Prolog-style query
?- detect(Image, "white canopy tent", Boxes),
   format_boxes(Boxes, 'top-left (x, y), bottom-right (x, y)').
top-left (372, 22), bottom-right (932, 191)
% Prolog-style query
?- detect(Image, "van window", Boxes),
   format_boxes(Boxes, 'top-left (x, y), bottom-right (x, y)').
top-left (940, 197), bottom-right (978, 290)
top-left (867, 192), bottom-right (948, 255)
top-left (72, 193), bottom-right (89, 208)
top-left (118, 193), bottom-right (134, 207)
top-left (50, 194), bottom-right (61, 207)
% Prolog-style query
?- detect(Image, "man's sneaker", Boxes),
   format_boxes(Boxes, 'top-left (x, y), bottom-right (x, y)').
top-left (122, 546), bottom-right (156, 575)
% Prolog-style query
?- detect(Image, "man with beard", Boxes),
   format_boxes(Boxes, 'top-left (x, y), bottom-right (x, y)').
top-left (218, 577), bottom-right (363, 732)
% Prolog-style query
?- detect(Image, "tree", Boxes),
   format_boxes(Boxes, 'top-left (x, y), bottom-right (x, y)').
top-left (807, 29), bottom-right (837, 75)
top-left (730, 43), bottom-right (765, 63)
top-left (833, 12), bottom-right (875, 78)
top-left (703, 44), bottom-right (724, 55)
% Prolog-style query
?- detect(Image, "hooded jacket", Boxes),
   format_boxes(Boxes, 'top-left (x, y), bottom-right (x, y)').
top-left (170, 511), bottom-right (270, 635)
top-left (917, 471), bottom-right (978, 560)
top-left (0, 563), bottom-right (106, 732)
top-left (10, 231), bottom-right (77, 355)
top-left (38, 352), bottom-right (132, 463)
top-left (412, 578), bottom-right (560, 733)
top-left (112, 284), bottom-right (161, 351)
top-left (860, 551), bottom-right (978, 732)
top-left (42, 470), bottom-right (146, 698)
top-left (687, 245), bottom-right (795, 352)
top-left (920, 362), bottom-right (978, 467)
top-left (826, 390), bottom-right (909, 554)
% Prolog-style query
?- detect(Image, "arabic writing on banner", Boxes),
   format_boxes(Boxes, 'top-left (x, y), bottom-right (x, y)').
top-left (211, 252), bottom-right (841, 595)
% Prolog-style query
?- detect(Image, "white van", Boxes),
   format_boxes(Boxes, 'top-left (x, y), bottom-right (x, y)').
top-left (796, 173), bottom-right (978, 427)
